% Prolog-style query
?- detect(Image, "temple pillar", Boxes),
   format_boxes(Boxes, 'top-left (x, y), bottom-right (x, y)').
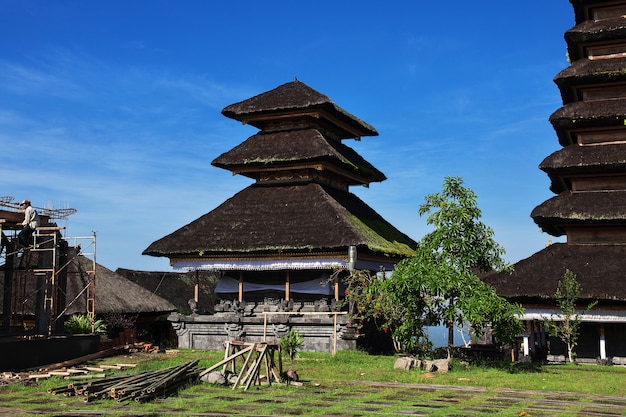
top-left (238, 271), bottom-right (243, 302)
top-left (599, 324), bottom-right (606, 360)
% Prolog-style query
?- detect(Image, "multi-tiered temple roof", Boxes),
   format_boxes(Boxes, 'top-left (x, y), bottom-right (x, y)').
top-left (144, 80), bottom-right (415, 272)
top-left (485, 0), bottom-right (626, 305)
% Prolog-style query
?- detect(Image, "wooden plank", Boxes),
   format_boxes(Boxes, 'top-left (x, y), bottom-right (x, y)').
top-left (27, 373), bottom-right (51, 380)
top-left (64, 373), bottom-right (106, 380)
top-left (49, 371), bottom-right (71, 376)
top-left (198, 344), bottom-right (254, 378)
top-left (81, 367), bottom-right (105, 372)
top-left (66, 368), bottom-right (89, 374)
top-left (244, 344), bottom-right (269, 390)
top-left (232, 344), bottom-right (259, 390)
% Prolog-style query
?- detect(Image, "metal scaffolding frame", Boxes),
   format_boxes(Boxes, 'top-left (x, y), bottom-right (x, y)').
top-left (0, 197), bottom-right (97, 336)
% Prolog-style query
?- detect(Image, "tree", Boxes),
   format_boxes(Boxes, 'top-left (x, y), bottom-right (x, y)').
top-left (543, 269), bottom-right (597, 363)
top-left (344, 176), bottom-right (523, 355)
top-left (345, 177), bottom-right (523, 353)
top-left (412, 176), bottom-right (522, 349)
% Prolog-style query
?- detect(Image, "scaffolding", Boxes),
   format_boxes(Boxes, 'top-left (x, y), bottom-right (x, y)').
top-left (0, 197), bottom-right (97, 336)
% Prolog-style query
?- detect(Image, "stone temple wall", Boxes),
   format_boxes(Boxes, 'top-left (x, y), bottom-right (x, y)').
top-left (168, 312), bottom-right (358, 353)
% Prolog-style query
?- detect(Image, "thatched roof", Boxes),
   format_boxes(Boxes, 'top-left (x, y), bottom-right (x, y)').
top-left (143, 182), bottom-right (416, 259)
top-left (549, 99), bottom-right (626, 146)
top-left (68, 257), bottom-right (176, 314)
top-left (482, 242), bottom-right (626, 303)
top-left (540, 144), bottom-right (626, 193)
top-left (554, 57), bottom-right (626, 103)
top-left (116, 268), bottom-right (215, 314)
top-left (531, 190), bottom-right (626, 235)
top-left (211, 128), bottom-right (386, 184)
top-left (221, 80), bottom-right (378, 139)
top-left (0, 254), bottom-right (176, 316)
top-left (565, 16), bottom-right (626, 61)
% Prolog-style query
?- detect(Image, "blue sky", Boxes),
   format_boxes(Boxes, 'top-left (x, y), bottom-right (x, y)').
top-left (1, 1), bottom-right (574, 271)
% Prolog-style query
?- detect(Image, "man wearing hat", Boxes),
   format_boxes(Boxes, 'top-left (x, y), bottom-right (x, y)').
top-left (18, 199), bottom-right (40, 248)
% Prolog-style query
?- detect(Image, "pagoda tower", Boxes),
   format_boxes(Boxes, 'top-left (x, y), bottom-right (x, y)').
top-left (144, 80), bottom-right (416, 352)
top-left (485, 0), bottom-right (626, 363)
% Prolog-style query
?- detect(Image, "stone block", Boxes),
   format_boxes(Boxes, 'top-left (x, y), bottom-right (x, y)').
top-left (394, 355), bottom-right (416, 370)
top-left (424, 358), bottom-right (449, 373)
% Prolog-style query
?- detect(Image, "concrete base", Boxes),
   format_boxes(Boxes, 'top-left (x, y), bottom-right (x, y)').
top-left (168, 312), bottom-right (357, 353)
top-left (0, 334), bottom-right (100, 371)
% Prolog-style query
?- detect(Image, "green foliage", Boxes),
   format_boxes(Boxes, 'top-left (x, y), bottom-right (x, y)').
top-left (543, 269), bottom-right (598, 363)
top-left (64, 314), bottom-right (107, 335)
top-left (344, 177), bottom-right (523, 355)
top-left (405, 177), bottom-right (522, 348)
top-left (280, 330), bottom-right (304, 359)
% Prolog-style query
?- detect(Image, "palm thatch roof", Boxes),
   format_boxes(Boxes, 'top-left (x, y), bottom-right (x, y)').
top-left (143, 182), bottom-right (416, 260)
top-left (549, 99), bottom-right (626, 146)
top-left (565, 16), bottom-right (626, 61)
top-left (221, 80), bottom-right (378, 139)
top-left (116, 268), bottom-right (215, 314)
top-left (211, 128), bottom-right (386, 184)
top-left (532, 190), bottom-right (626, 236)
top-left (67, 256), bottom-right (176, 314)
top-left (554, 57), bottom-right (626, 103)
top-left (0, 253), bottom-right (176, 316)
top-left (482, 242), bottom-right (626, 303)
top-left (540, 144), bottom-right (626, 193)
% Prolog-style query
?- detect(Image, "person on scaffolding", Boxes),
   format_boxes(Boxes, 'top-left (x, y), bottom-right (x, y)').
top-left (18, 199), bottom-right (39, 248)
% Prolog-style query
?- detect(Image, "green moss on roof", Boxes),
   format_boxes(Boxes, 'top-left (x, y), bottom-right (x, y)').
top-left (348, 215), bottom-right (416, 257)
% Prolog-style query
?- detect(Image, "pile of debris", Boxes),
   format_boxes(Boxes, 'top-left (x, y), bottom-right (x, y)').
top-left (1, 343), bottom-right (163, 384)
top-left (2, 363), bottom-right (137, 383)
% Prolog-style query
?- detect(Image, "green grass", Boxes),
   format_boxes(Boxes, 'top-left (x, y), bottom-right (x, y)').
top-left (1, 349), bottom-right (625, 416)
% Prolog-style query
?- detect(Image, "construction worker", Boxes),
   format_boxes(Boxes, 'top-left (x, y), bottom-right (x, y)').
top-left (18, 199), bottom-right (39, 247)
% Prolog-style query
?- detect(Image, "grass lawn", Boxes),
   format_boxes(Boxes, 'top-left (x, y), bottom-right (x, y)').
top-left (1, 349), bottom-right (625, 416)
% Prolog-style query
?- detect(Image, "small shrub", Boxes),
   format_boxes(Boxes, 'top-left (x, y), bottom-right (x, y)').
top-left (64, 314), bottom-right (107, 335)
top-left (103, 313), bottom-right (136, 337)
top-left (280, 330), bottom-right (304, 360)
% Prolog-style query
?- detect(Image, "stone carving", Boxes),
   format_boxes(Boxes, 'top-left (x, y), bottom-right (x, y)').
top-left (225, 322), bottom-right (245, 340)
top-left (272, 323), bottom-right (290, 339)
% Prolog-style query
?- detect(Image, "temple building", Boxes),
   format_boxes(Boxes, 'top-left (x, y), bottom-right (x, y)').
top-left (144, 80), bottom-right (416, 352)
top-left (484, 0), bottom-right (626, 363)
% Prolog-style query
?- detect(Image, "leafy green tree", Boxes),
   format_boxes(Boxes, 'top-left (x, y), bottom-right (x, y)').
top-left (341, 268), bottom-right (429, 354)
top-left (409, 176), bottom-right (522, 350)
top-left (543, 269), bottom-right (597, 363)
top-left (345, 176), bottom-right (523, 355)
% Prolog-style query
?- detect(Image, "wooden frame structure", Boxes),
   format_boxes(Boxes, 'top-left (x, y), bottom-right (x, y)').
top-left (199, 340), bottom-right (282, 390)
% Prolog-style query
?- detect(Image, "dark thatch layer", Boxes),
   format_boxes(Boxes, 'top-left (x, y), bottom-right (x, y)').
top-left (549, 99), bottom-right (626, 146)
top-left (143, 182), bottom-right (416, 258)
top-left (0, 254), bottom-right (176, 316)
top-left (116, 268), bottom-right (215, 315)
top-left (554, 57), bottom-right (626, 103)
top-left (532, 190), bottom-right (626, 235)
top-left (566, 16), bottom-right (626, 59)
top-left (541, 144), bottom-right (626, 173)
top-left (540, 144), bottom-right (626, 193)
top-left (67, 256), bottom-right (176, 314)
top-left (482, 242), bottom-right (626, 303)
top-left (211, 129), bottom-right (386, 183)
top-left (221, 80), bottom-right (378, 139)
